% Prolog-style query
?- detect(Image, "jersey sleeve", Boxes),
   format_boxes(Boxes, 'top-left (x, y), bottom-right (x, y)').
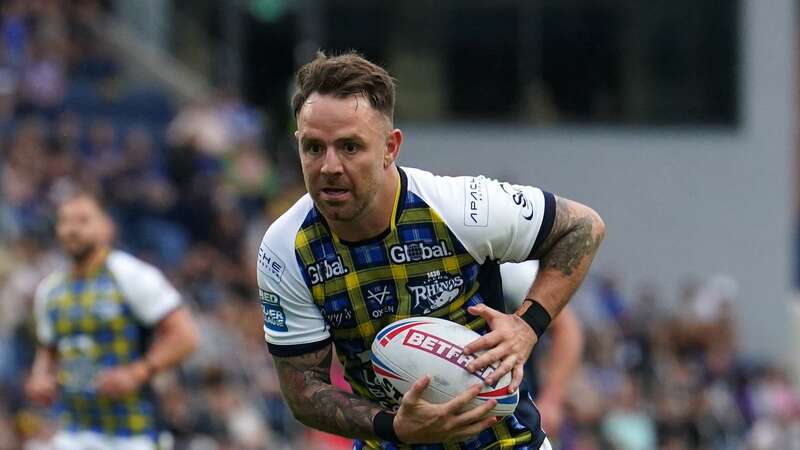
top-left (33, 275), bottom-right (57, 346)
top-left (107, 251), bottom-right (182, 326)
top-left (500, 260), bottom-right (540, 311)
top-left (257, 201), bottom-right (331, 357)
top-left (406, 168), bottom-right (556, 264)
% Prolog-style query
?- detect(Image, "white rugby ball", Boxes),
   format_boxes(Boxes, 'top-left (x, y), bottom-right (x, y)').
top-left (371, 317), bottom-right (519, 416)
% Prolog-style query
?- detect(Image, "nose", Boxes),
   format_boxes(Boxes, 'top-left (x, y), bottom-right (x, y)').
top-left (320, 146), bottom-right (343, 176)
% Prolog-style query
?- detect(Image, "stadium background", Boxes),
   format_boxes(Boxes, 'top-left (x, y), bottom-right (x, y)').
top-left (0, 0), bottom-right (797, 449)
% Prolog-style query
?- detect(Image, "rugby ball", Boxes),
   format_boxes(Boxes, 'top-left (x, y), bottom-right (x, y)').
top-left (371, 317), bottom-right (519, 416)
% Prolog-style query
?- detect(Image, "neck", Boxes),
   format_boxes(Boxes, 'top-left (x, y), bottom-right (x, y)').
top-left (72, 246), bottom-right (110, 277)
top-left (330, 168), bottom-right (400, 242)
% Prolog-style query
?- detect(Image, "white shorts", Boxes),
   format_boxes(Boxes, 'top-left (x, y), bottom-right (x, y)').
top-left (51, 431), bottom-right (156, 450)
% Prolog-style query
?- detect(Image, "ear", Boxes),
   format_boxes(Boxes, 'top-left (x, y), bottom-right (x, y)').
top-left (384, 129), bottom-right (403, 168)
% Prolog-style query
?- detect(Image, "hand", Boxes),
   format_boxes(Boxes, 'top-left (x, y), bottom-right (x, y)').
top-left (25, 373), bottom-right (58, 406)
top-left (536, 393), bottom-right (565, 437)
top-left (94, 361), bottom-right (150, 398)
top-left (463, 304), bottom-right (538, 393)
top-left (393, 375), bottom-right (499, 444)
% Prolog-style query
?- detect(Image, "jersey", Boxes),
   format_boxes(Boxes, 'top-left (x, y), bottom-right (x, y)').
top-left (500, 261), bottom-right (544, 424)
top-left (34, 250), bottom-right (182, 439)
top-left (258, 167), bottom-right (556, 450)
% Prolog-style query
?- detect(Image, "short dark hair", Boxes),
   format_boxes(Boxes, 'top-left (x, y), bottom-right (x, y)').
top-left (292, 51), bottom-right (396, 122)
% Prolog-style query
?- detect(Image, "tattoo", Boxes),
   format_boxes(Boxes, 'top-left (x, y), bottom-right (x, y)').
top-left (273, 346), bottom-right (383, 439)
top-left (531, 196), bottom-right (603, 277)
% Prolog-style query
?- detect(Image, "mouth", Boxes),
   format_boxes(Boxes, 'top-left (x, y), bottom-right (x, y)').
top-left (320, 187), bottom-right (350, 200)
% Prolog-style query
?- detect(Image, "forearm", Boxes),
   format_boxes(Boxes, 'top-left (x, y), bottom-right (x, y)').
top-left (141, 307), bottom-right (198, 373)
top-left (273, 347), bottom-right (384, 440)
top-left (524, 198), bottom-right (605, 317)
top-left (31, 346), bottom-right (58, 377)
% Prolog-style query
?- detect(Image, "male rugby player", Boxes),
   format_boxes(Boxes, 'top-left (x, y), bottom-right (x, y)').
top-left (257, 51), bottom-right (604, 449)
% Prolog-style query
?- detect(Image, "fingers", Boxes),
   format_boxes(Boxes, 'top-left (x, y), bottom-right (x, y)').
top-left (463, 331), bottom-right (502, 356)
top-left (443, 383), bottom-right (483, 415)
top-left (484, 354), bottom-right (517, 387)
top-left (508, 363), bottom-right (524, 393)
top-left (452, 395), bottom-right (497, 427)
top-left (454, 415), bottom-right (501, 441)
top-left (465, 342), bottom-right (504, 372)
top-left (467, 304), bottom-right (499, 320)
top-left (402, 374), bottom-right (431, 404)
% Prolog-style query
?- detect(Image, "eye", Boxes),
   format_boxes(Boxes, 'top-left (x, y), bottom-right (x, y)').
top-left (304, 143), bottom-right (324, 155)
top-left (342, 142), bottom-right (359, 154)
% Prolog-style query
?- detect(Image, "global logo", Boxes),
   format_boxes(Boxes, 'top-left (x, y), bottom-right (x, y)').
top-left (406, 270), bottom-right (464, 314)
top-left (389, 240), bottom-right (453, 264)
top-left (306, 254), bottom-right (350, 285)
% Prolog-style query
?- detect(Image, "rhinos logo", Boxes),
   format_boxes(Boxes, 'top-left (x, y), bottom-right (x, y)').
top-left (406, 270), bottom-right (464, 314)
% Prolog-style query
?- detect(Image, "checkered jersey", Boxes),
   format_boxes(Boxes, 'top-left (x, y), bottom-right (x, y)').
top-left (34, 251), bottom-right (181, 438)
top-left (259, 167), bottom-right (555, 449)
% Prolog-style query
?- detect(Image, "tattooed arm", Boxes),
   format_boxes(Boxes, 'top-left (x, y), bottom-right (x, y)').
top-left (465, 195), bottom-right (604, 391)
top-left (272, 344), bottom-right (384, 440)
top-left (273, 343), bottom-right (499, 443)
top-left (524, 195), bottom-right (605, 318)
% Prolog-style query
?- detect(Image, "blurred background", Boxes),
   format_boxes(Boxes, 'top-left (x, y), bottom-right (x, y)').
top-left (0, 0), bottom-right (797, 449)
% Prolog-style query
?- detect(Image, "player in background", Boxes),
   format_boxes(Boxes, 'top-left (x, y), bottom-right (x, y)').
top-left (502, 261), bottom-right (584, 442)
top-left (25, 191), bottom-right (199, 450)
top-left (258, 51), bottom-right (605, 449)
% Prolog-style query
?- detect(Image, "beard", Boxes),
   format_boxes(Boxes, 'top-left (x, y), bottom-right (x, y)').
top-left (64, 240), bottom-right (98, 263)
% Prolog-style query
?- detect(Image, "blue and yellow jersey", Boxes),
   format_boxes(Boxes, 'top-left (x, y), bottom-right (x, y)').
top-left (258, 167), bottom-right (555, 450)
top-left (34, 250), bottom-right (181, 439)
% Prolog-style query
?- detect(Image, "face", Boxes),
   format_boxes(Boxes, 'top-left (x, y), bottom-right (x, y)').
top-left (296, 93), bottom-right (401, 223)
top-left (56, 196), bottom-right (112, 261)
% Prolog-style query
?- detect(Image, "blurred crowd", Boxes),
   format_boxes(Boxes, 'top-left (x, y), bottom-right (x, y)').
top-left (0, 2), bottom-right (798, 450)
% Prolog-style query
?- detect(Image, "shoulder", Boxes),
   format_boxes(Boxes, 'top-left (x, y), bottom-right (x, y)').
top-left (35, 270), bottom-right (66, 304)
top-left (107, 250), bottom-right (162, 281)
top-left (259, 194), bottom-right (314, 279)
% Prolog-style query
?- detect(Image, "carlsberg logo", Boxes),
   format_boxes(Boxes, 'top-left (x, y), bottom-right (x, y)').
top-left (389, 240), bottom-right (453, 264)
top-left (307, 255), bottom-right (350, 285)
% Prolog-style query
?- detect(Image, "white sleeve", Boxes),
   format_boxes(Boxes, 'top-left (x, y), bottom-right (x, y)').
top-left (33, 275), bottom-right (57, 346)
top-left (107, 251), bottom-right (182, 326)
top-left (500, 261), bottom-right (540, 311)
top-left (257, 199), bottom-right (331, 355)
top-left (406, 168), bottom-right (556, 264)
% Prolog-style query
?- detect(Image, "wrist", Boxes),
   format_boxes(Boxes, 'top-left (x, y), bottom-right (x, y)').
top-left (373, 410), bottom-right (402, 443)
top-left (131, 358), bottom-right (154, 384)
top-left (516, 299), bottom-right (552, 338)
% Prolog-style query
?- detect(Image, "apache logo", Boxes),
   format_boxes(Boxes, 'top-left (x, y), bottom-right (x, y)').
top-left (464, 177), bottom-right (488, 227)
top-left (389, 240), bottom-right (453, 264)
top-left (406, 270), bottom-right (464, 314)
top-left (307, 255), bottom-right (350, 285)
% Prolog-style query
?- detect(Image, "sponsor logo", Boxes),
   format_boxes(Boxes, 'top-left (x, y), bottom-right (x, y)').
top-left (257, 246), bottom-right (285, 282)
top-left (389, 240), bottom-right (453, 264)
top-left (260, 289), bottom-right (288, 332)
top-left (406, 270), bottom-right (464, 314)
top-left (464, 177), bottom-right (488, 227)
top-left (365, 284), bottom-right (397, 319)
top-left (323, 305), bottom-right (354, 328)
top-left (307, 254), bottom-right (350, 285)
top-left (403, 329), bottom-right (497, 382)
top-left (500, 183), bottom-right (535, 221)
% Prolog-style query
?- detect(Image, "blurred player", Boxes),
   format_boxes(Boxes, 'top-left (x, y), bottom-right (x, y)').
top-left (257, 51), bottom-right (605, 449)
top-left (25, 191), bottom-right (199, 450)
top-left (502, 261), bottom-right (584, 440)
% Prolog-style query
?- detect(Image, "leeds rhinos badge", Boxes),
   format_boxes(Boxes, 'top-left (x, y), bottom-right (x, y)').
top-left (406, 270), bottom-right (464, 314)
